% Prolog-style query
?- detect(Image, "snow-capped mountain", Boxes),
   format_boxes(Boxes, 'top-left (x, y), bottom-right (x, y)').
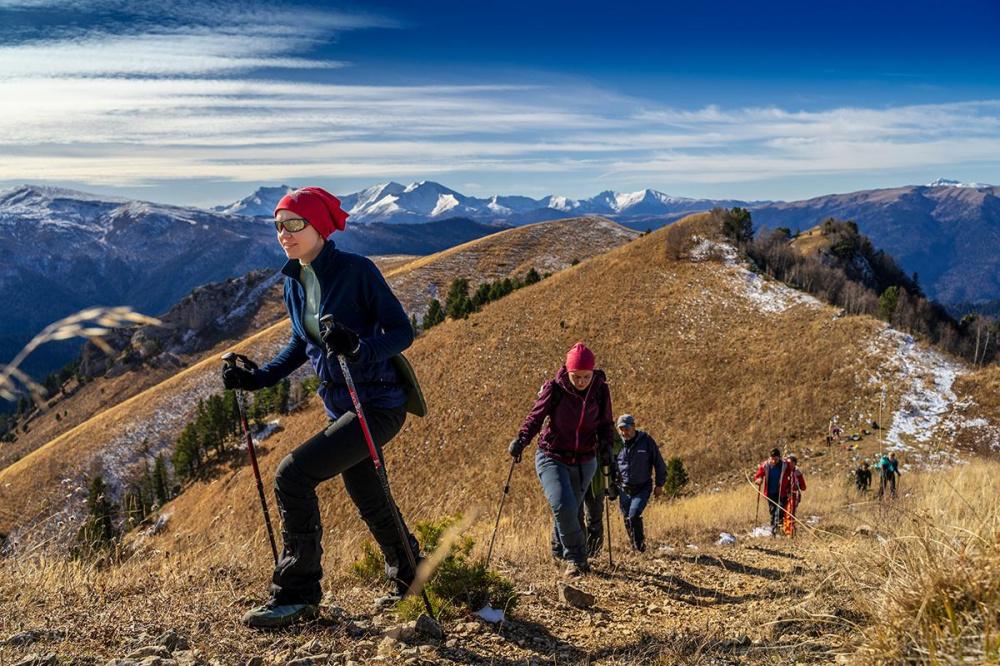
top-left (218, 181), bottom-right (763, 225)
top-left (0, 184), bottom-right (502, 378)
top-left (1, 185), bottom-right (284, 376)
top-left (213, 185), bottom-right (295, 216)
top-left (926, 177), bottom-right (994, 189)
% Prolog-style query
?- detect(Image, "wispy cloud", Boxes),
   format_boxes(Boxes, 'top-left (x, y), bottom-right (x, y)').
top-left (0, 1), bottom-right (997, 195)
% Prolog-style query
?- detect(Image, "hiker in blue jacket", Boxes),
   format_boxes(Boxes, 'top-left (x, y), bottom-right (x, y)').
top-left (221, 187), bottom-right (420, 628)
top-left (877, 452), bottom-right (900, 500)
top-left (614, 414), bottom-right (667, 552)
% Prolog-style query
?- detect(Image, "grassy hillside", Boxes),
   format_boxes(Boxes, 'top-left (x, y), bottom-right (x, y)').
top-left (2, 211), bottom-right (999, 664)
top-left (0, 217), bottom-right (639, 547)
top-left (89, 211), bottom-right (988, 562)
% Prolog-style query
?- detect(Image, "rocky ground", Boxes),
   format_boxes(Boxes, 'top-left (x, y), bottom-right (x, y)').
top-left (1, 530), bottom-right (852, 666)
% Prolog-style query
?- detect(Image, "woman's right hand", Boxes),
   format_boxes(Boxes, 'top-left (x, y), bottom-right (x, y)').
top-left (222, 364), bottom-right (260, 391)
top-left (508, 436), bottom-right (527, 462)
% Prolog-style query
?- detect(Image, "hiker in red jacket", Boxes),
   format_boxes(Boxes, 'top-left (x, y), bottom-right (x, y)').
top-left (753, 448), bottom-right (786, 536)
top-left (779, 454), bottom-right (806, 535)
top-left (509, 342), bottom-right (615, 576)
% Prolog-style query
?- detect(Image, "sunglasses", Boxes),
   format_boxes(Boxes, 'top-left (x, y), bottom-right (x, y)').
top-left (274, 217), bottom-right (310, 233)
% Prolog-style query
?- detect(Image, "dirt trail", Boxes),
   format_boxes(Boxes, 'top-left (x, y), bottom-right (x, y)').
top-left (1, 531), bottom-right (847, 666)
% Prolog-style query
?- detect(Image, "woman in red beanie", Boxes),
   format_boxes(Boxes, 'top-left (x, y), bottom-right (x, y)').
top-left (509, 342), bottom-right (615, 576)
top-left (221, 187), bottom-right (421, 628)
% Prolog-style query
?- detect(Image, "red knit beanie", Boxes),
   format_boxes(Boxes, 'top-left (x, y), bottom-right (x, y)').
top-left (565, 342), bottom-right (595, 372)
top-left (274, 187), bottom-right (349, 239)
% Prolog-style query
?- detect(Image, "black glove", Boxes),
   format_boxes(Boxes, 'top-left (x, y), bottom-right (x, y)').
top-left (321, 321), bottom-right (361, 361)
top-left (221, 363), bottom-right (259, 391)
top-left (603, 465), bottom-right (619, 500)
top-left (508, 436), bottom-right (527, 462)
top-left (599, 444), bottom-right (613, 468)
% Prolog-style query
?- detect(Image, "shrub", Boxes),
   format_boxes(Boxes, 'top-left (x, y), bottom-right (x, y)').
top-left (350, 540), bottom-right (384, 584)
top-left (395, 515), bottom-right (519, 621)
top-left (663, 457), bottom-right (689, 497)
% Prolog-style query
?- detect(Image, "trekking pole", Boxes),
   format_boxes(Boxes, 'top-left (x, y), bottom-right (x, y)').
top-left (603, 463), bottom-right (614, 567)
top-left (221, 352), bottom-right (279, 566)
top-left (485, 458), bottom-right (516, 569)
top-left (320, 316), bottom-right (434, 617)
top-left (754, 480), bottom-right (762, 526)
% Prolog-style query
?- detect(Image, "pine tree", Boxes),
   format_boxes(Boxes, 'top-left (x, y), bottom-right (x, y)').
top-left (410, 313), bottom-right (420, 336)
top-left (663, 457), bottom-right (689, 498)
top-left (74, 475), bottom-right (118, 557)
top-left (172, 424), bottom-right (201, 480)
top-left (424, 299), bottom-right (445, 329)
top-left (524, 267), bottom-right (541, 285)
top-left (223, 390), bottom-right (239, 436)
top-left (152, 454), bottom-right (170, 505)
top-left (879, 286), bottom-right (900, 322)
top-left (472, 282), bottom-right (492, 308)
top-left (276, 378), bottom-right (290, 414)
top-left (444, 278), bottom-right (472, 319)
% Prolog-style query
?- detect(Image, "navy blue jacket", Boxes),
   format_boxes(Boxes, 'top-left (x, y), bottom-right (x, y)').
top-left (615, 430), bottom-right (667, 488)
top-left (254, 240), bottom-right (413, 419)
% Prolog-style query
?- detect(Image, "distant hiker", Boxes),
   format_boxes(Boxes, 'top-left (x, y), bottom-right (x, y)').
top-left (509, 342), bottom-right (615, 576)
top-left (580, 429), bottom-right (623, 557)
top-left (780, 454), bottom-right (806, 535)
top-left (221, 187), bottom-right (423, 628)
top-left (877, 452), bottom-right (900, 499)
top-left (754, 448), bottom-right (785, 536)
top-left (854, 462), bottom-right (872, 493)
top-left (828, 418), bottom-right (843, 445)
top-left (614, 414), bottom-right (667, 552)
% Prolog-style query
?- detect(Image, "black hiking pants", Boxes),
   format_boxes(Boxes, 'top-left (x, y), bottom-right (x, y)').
top-left (270, 405), bottom-right (414, 605)
top-left (878, 472), bottom-right (897, 499)
top-left (767, 493), bottom-right (782, 532)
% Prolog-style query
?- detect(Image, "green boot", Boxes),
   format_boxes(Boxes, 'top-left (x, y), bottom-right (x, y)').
top-left (241, 600), bottom-right (318, 629)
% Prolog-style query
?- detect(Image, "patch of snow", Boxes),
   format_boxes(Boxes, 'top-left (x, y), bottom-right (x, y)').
top-left (430, 193), bottom-right (460, 217)
top-left (716, 532), bottom-right (737, 546)
top-left (873, 329), bottom-right (964, 451)
top-left (475, 606), bottom-right (505, 623)
top-left (688, 236), bottom-right (738, 264)
top-left (250, 419), bottom-right (281, 447)
top-left (739, 270), bottom-right (823, 314)
top-left (926, 178), bottom-right (992, 188)
top-left (748, 526), bottom-right (774, 538)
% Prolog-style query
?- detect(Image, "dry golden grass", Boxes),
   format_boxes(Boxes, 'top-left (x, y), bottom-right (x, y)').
top-left (789, 226), bottom-right (832, 257)
top-left (3, 212), bottom-right (997, 663)
top-left (951, 365), bottom-right (1000, 453)
top-left (0, 222), bottom-right (633, 541)
top-left (126, 212), bottom-right (935, 574)
top-left (5, 211), bottom-right (978, 552)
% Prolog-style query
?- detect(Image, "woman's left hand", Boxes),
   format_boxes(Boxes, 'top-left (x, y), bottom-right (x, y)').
top-left (321, 321), bottom-right (361, 360)
top-left (653, 486), bottom-right (663, 498)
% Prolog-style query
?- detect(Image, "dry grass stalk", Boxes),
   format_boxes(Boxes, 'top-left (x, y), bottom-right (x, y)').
top-left (0, 306), bottom-right (161, 406)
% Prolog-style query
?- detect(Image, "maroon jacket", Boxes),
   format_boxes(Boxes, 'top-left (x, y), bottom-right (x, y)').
top-left (518, 366), bottom-right (615, 464)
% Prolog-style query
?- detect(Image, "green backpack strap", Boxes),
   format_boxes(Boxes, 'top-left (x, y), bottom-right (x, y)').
top-left (391, 353), bottom-right (427, 418)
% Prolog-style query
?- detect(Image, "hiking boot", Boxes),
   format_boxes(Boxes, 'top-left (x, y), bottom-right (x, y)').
top-left (241, 600), bottom-right (318, 629)
top-left (563, 561), bottom-right (590, 577)
top-left (374, 592), bottom-right (403, 610)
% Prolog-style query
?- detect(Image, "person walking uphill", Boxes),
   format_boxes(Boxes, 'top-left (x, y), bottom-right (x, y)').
top-left (878, 452), bottom-right (901, 500)
top-left (221, 187), bottom-right (423, 629)
top-left (614, 414), bottom-right (667, 552)
top-left (779, 454), bottom-right (806, 535)
top-left (508, 343), bottom-right (615, 577)
top-left (754, 448), bottom-right (786, 536)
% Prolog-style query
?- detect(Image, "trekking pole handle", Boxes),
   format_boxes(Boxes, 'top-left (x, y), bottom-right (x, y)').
top-left (221, 351), bottom-right (258, 371)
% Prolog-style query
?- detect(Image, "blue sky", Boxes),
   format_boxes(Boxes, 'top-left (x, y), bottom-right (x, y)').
top-left (1, 0), bottom-right (999, 206)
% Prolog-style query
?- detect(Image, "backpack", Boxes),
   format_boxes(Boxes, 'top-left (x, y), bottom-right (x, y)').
top-left (390, 354), bottom-right (427, 418)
